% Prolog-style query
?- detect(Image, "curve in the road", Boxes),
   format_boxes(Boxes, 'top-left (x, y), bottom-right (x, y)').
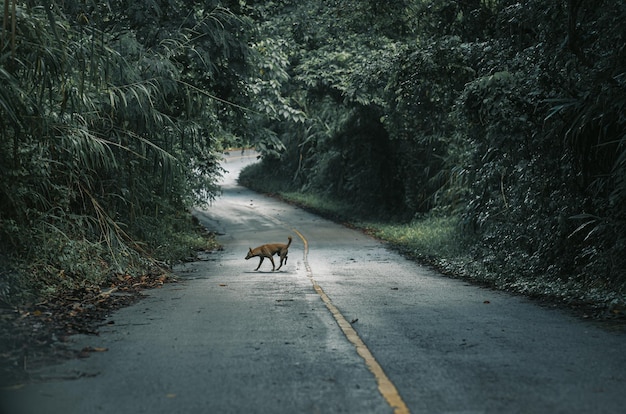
top-left (292, 228), bottom-right (410, 414)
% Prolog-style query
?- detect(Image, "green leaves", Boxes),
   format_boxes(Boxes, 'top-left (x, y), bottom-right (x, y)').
top-left (0, 0), bottom-right (255, 304)
top-left (243, 0), bottom-right (626, 302)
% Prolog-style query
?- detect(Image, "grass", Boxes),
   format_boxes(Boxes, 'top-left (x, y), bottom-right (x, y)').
top-left (239, 162), bottom-right (626, 319)
top-left (255, 190), bottom-right (626, 316)
top-left (0, 210), bottom-right (219, 307)
top-left (367, 216), bottom-right (464, 260)
top-left (276, 189), bottom-right (469, 272)
top-left (240, 160), bottom-right (468, 272)
top-left (280, 192), bottom-right (356, 220)
top-left (137, 212), bottom-right (220, 265)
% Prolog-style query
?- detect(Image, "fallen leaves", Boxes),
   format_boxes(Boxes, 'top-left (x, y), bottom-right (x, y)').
top-left (78, 346), bottom-right (109, 358)
top-left (0, 271), bottom-right (174, 387)
top-left (114, 272), bottom-right (171, 291)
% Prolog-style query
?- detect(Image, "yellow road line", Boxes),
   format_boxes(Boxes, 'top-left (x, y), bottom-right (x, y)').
top-left (292, 229), bottom-right (410, 414)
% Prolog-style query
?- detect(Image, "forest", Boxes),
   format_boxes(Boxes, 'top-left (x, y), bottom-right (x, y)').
top-left (240, 0), bottom-right (626, 311)
top-left (1, 0), bottom-right (625, 312)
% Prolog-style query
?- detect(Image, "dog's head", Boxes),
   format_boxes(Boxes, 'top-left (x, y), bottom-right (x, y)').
top-left (245, 248), bottom-right (253, 260)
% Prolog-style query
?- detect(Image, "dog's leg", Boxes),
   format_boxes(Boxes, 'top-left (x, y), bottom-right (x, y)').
top-left (276, 251), bottom-right (287, 271)
top-left (255, 257), bottom-right (264, 271)
top-left (268, 255), bottom-right (276, 271)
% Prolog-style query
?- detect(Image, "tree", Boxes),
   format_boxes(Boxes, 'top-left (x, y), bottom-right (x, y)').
top-left (0, 0), bottom-right (254, 304)
top-left (246, 0), bottom-right (626, 296)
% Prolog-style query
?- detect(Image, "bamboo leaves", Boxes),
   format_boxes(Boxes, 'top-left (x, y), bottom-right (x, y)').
top-left (0, 0), bottom-right (253, 304)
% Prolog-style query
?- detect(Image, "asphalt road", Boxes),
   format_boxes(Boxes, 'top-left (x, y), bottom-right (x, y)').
top-left (2, 150), bottom-right (626, 414)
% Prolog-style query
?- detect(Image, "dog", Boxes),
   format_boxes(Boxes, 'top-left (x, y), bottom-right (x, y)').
top-left (245, 236), bottom-right (292, 271)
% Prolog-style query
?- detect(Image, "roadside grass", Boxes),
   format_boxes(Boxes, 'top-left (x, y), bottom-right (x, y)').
top-left (239, 162), bottom-right (626, 317)
top-left (275, 188), bottom-right (471, 274)
top-left (0, 211), bottom-right (218, 307)
top-left (280, 192), bottom-right (355, 220)
top-left (134, 212), bottom-right (220, 265)
top-left (0, 210), bottom-right (220, 387)
top-left (367, 216), bottom-right (464, 260)
top-left (237, 161), bottom-right (291, 194)
top-left (239, 162), bottom-right (471, 273)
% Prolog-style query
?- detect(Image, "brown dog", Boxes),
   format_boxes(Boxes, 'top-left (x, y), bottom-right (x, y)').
top-left (245, 236), bottom-right (292, 271)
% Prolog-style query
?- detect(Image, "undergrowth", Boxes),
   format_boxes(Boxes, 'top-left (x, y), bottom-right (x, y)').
top-left (0, 211), bottom-right (217, 307)
top-left (281, 192), bottom-right (355, 220)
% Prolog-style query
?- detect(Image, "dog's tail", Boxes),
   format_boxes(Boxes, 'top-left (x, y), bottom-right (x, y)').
top-left (287, 236), bottom-right (292, 247)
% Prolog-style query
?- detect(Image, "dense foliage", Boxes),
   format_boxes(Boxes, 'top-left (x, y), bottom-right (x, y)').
top-left (0, 0), bottom-right (263, 304)
top-left (242, 0), bottom-right (626, 302)
top-left (2, 0), bottom-right (625, 306)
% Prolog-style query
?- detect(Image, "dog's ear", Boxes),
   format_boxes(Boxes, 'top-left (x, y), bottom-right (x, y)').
top-left (249, 247), bottom-right (252, 252)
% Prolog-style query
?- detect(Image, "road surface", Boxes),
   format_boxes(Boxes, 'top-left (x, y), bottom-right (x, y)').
top-left (2, 150), bottom-right (625, 413)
